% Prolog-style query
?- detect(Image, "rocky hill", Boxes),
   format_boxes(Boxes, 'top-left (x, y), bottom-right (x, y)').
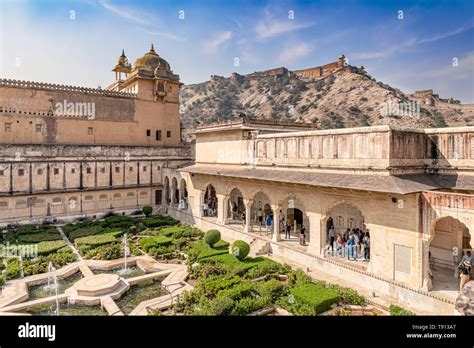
top-left (180, 66), bottom-right (474, 141)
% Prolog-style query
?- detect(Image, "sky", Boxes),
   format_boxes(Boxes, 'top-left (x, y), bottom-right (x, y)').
top-left (0, 0), bottom-right (473, 102)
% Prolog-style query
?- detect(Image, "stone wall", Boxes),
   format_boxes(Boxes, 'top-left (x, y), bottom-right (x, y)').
top-left (0, 79), bottom-right (181, 145)
top-left (194, 124), bottom-right (474, 174)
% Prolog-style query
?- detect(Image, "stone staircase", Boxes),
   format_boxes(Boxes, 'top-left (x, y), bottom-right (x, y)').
top-left (249, 238), bottom-right (271, 256)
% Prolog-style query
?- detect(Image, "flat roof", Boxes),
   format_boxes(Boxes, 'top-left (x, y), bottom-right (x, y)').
top-left (180, 163), bottom-right (474, 195)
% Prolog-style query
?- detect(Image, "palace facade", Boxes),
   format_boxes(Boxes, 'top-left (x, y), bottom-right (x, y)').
top-left (163, 118), bottom-right (474, 314)
top-left (0, 45), bottom-right (192, 223)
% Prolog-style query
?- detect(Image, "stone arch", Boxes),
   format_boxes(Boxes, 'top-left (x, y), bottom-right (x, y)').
top-left (163, 176), bottom-right (170, 205)
top-left (322, 200), bottom-right (369, 260)
top-left (279, 193), bottom-right (310, 241)
top-left (251, 191), bottom-right (273, 231)
top-left (179, 178), bottom-right (188, 209)
top-left (227, 187), bottom-right (245, 219)
top-left (325, 201), bottom-right (367, 236)
top-left (426, 216), bottom-right (471, 291)
top-left (203, 183), bottom-right (218, 217)
top-left (171, 177), bottom-right (179, 204)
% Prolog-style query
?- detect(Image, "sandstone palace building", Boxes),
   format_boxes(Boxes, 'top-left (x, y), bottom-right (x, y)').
top-left (163, 119), bottom-right (474, 314)
top-left (0, 45), bottom-right (191, 222)
top-left (0, 48), bottom-right (473, 314)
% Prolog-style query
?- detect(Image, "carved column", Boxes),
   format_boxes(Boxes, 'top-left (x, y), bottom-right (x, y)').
top-left (243, 199), bottom-right (253, 233)
top-left (306, 212), bottom-right (324, 257)
top-left (216, 194), bottom-right (228, 224)
top-left (272, 207), bottom-right (281, 242)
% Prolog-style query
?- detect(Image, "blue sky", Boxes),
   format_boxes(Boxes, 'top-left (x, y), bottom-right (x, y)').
top-left (1, 0), bottom-right (473, 102)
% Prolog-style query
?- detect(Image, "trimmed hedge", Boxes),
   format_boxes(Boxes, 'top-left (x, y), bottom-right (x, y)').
top-left (204, 230), bottom-right (221, 247)
top-left (37, 240), bottom-right (67, 255)
top-left (17, 231), bottom-right (62, 243)
top-left (281, 283), bottom-right (340, 316)
top-left (231, 240), bottom-right (250, 260)
top-left (139, 235), bottom-right (173, 251)
top-left (74, 232), bottom-right (120, 248)
top-left (200, 253), bottom-right (277, 273)
top-left (143, 215), bottom-right (179, 228)
top-left (187, 240), bottom-right (229, 263)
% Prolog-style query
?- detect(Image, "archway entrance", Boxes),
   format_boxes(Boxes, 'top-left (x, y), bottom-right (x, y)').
top-left (164, 177), bottom-right (170, 205)
top-left (326, 202), bottom-right (367, 262)
top-left (203, 184), bottom-right (217, 217)
top-left (171, 177), bottom-right (179, 205)
top-left (227, 188), bottom-right (244, 223)
top-left (251, 192), bottom-right (273, 234)
top-left (179, 179), bottom-right (188, 210)
top-left (429, 216), bottom-right (471, 293)
top-left (281, 197), bottom-right (309, 246)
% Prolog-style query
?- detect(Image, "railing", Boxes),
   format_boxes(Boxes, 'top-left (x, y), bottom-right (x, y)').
top-left (0, 78), bottom-right (137, 98)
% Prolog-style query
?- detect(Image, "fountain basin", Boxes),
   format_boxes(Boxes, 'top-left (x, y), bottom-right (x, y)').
top-left (73, 274), bottom-right (124, 297)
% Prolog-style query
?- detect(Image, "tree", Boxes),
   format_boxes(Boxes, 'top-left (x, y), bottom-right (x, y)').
top-left (142, 205), bottom-right (153, 217)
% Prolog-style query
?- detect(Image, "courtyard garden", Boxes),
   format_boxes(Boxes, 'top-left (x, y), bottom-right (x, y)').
top-left (0, 210), bottom-right (415, 316)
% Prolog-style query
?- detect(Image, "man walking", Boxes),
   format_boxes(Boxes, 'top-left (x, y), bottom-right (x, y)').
top-left (328, 225), bottom-right (335, 252)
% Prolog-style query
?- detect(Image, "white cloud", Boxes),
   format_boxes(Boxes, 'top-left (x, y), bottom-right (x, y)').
top-left (256, 20), bottom-right (314, 39)
top-left (279, 43), bottom-right (313, 63)
top-left (353, 22), bottom-right (474, 61)
top-left (98, 0), bottom-right (152, 26)
top-left (99, 0), bottom-right (185, 42)
top-left (141, 29), bottom-right (185, 43)
top-left (422, 52), bottom-right (474, 80)
top-left (255, 5), bottom-right (314, 39)
top-left (203, 31), bottom-right (233, 54)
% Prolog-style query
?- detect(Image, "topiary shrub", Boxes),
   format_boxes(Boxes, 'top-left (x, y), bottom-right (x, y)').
top-left (204, 230), bottom-right (221, 247)
top-left (231, 240), bottom-right (250, 261)
top-left (142, 206), bottom-right (153, 217)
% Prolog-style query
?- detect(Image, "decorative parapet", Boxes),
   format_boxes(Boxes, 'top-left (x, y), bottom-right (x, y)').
top-left (0, 78), bottom-right (137, 98)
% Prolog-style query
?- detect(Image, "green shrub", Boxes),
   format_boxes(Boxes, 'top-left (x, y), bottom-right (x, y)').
top-left (287, 268), bottom-right (312, 286)
top-left (143, 215), bottom-right (179, 228)
top-left (200, 253), bottom-right (276, 273)
top-left (231, 240), bottom-right (250, 260)
top-left (217, 281), bottom-right (256, 300)
top-left (66, 224), bottom-right (111, 241)
top-left (186, 240), bottom-right (228, 263)
top-left (22, 251), bottom-right (76, 276)
top-left (5, 258), bottom-right (21, 280)
top-left (74, 232), bottom-right (120, 248)
top-left (37, 240), bottom-right (67, 255)
top-left (142, 206), bottom-right (153, 217)
top-left (94, 244), bottom-right (123, 260)
top-left (256, 279), bottom-right (288, 300)
top-left (0, 275), bottom-right (5, 286)
top-left (324, 282), bottom-right (366, 305)
top-left (389, 304), bottom-right (415, 316)
top-left (191, 296), bottom-right (235, 316)
top-left (190, 263), bottom-right (228, 279)
top-left (283, 283), bottom-right (340, 316)
top-left (194, 274), bottom-right (242, 298)
top-left (104, 215), bottom-right (132, 224)
top-left (230, 296), bottom-right (272, 316)
top-left (245, 262), bottom-right (291, 279)
top-left (139, 235), bottom-right (173, 251)
top-left (17, 232), bottom-right (62, 243)
top-left (204, 230), bottom-right (221, 247)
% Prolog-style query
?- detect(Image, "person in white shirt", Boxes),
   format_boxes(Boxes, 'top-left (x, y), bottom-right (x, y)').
top-left (328, 226), bottom-right (335, 251)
